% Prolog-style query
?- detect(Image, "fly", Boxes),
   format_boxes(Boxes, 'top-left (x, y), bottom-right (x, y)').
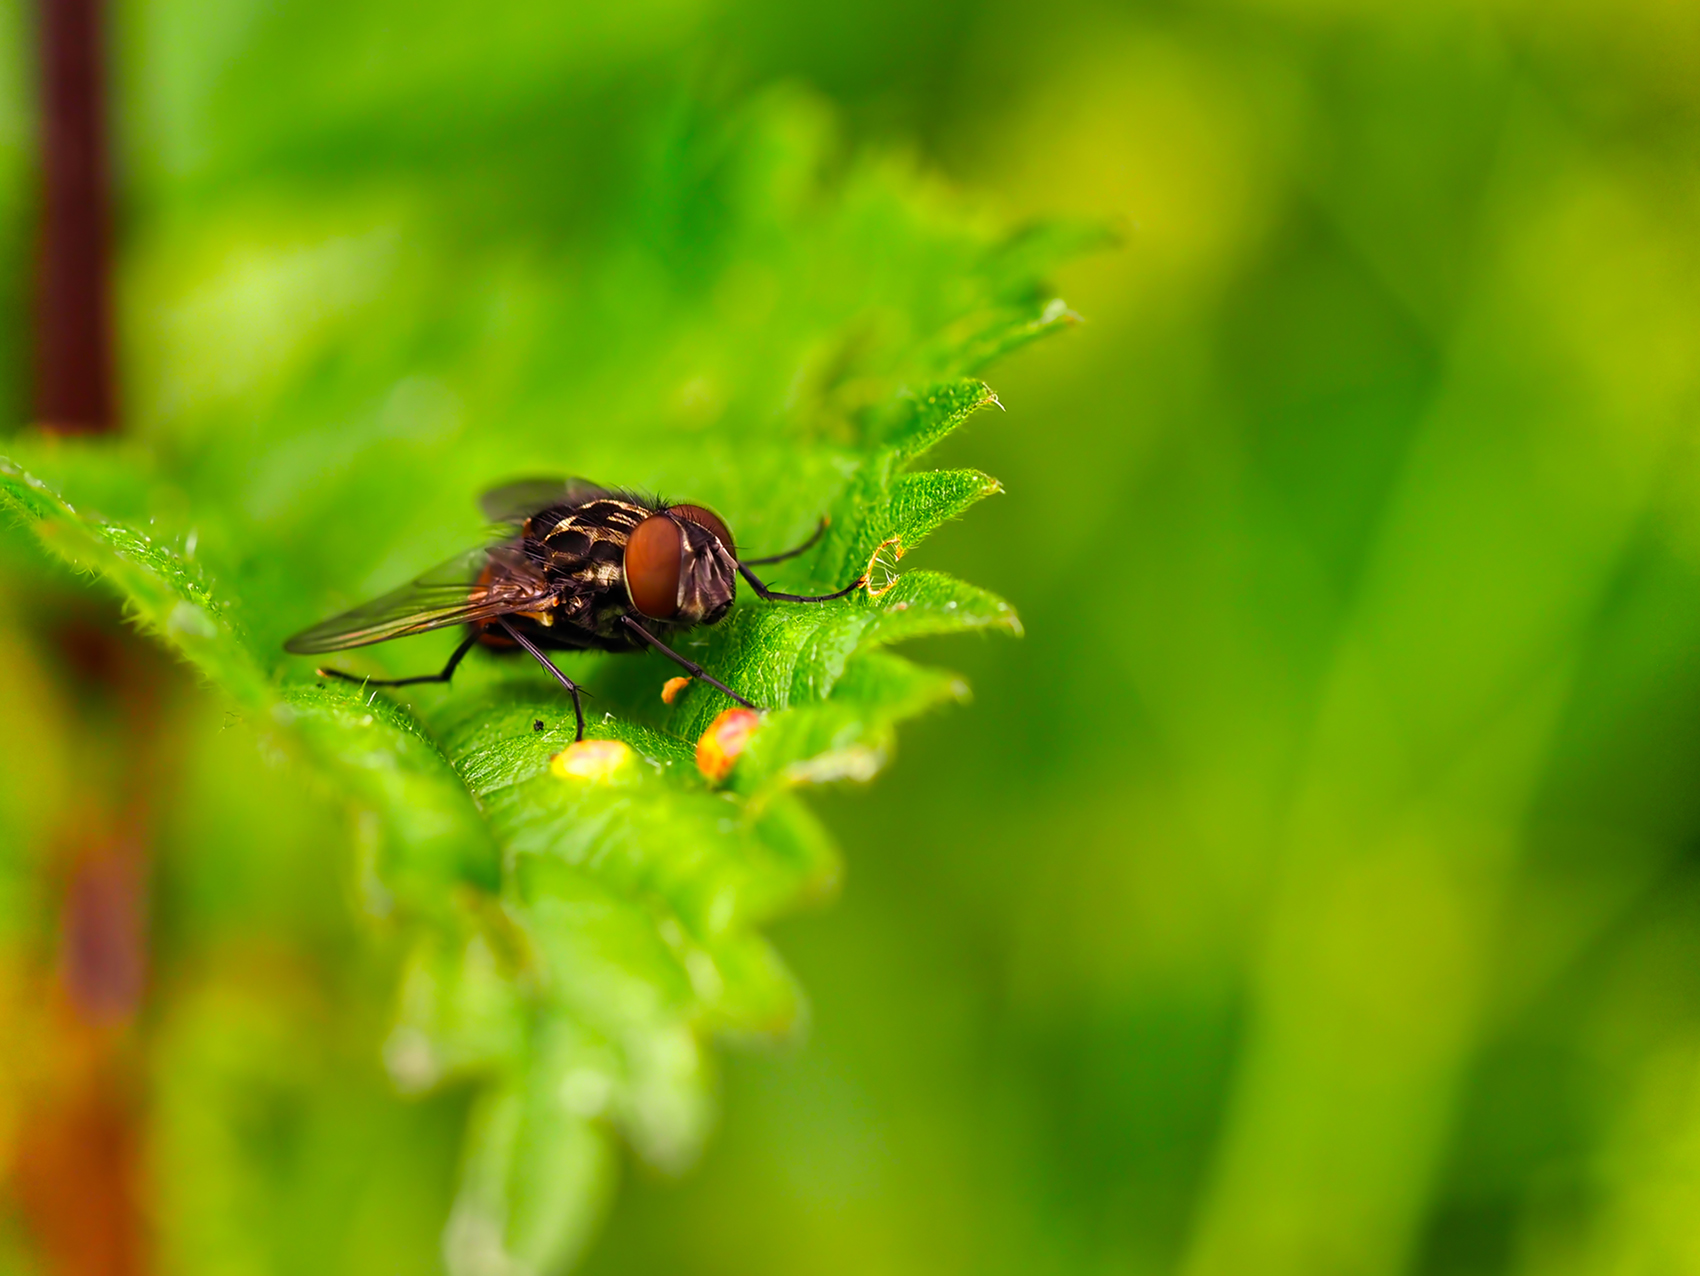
top-left (283, 477), bottom-right (865, 740)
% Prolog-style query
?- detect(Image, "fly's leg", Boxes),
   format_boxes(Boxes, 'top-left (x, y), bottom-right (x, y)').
top-left (317, 633), bottom-right (479, 688)
top-left (741, 516), bottom-right (828, 565)
top-left (736, 562), bottom-right (865, 604)
top-left (620, 616), bottom-right (757, 709)
top-left (495, 620), bottom-right (587, 741)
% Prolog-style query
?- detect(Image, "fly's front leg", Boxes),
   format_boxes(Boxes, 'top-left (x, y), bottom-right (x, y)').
top-left (620, 616), bottom-right (757, 710)
top-left (741, 516), bottom-right (829, 565)
top-left (735, 562), bottom-right (865, 604)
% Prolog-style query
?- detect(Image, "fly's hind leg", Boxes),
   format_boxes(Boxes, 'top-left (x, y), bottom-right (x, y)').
top-left (318, 633), bottom-right (479, 688)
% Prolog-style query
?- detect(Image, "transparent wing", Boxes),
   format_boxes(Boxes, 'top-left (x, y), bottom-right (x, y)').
top-left (284, 544), bottom-right (555, 653)
top-left (479, 476), bottom-right (610, 524)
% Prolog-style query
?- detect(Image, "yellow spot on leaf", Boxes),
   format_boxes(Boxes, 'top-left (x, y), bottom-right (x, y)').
top-left (551, 738), bottom-right (631, 781)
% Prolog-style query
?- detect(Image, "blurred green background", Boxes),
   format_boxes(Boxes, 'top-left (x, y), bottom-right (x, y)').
top-left (6, 0), bottom-right (1700, 1273)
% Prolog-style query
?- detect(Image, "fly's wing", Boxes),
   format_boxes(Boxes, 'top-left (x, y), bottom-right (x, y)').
top-left (479, 477), bottom-right (610, 524)
top-left (283, 544), bottom-right (554, 653)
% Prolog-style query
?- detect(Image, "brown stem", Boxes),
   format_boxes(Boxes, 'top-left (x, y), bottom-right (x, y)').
top-left (9, 620), bottom-right (158, 1276)
top-left (10, 3), bottom-right (149, 1273)
top-left (34, 0), bottom-right (114, 432)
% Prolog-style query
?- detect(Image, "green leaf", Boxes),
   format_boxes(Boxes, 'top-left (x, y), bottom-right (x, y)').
top-left (0, 456), bottom-right (268, 707)
top-left (0, 458), bottom-right (501, 910)
top-left (0, 85), bottom-right (1093, 1275)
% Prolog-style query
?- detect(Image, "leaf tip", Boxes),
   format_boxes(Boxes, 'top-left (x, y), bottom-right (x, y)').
top-left (1040, 297), bottom-right (1083, 326)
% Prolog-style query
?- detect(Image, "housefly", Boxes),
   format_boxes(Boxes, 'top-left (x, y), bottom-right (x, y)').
top-left (284, 478), bottom-right (863, 740)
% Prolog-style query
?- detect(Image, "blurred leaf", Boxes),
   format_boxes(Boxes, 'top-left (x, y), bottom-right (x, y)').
top-left (444, 1039), bottom-right (616, 1276)
top-left (0, 458), bottom-right (500, 911)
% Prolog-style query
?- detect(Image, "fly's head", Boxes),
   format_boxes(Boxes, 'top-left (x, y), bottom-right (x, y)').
top-left (624, 503), bottom-right (738, 627)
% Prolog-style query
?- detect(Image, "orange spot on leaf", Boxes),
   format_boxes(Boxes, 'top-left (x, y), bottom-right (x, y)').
top-left (696, 708), bottom-right (761, 783)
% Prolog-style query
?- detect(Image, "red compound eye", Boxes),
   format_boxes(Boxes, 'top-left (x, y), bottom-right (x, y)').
top-left (626, 514), bottom-right (683, 619)
top-left (668, 504), bottom-right (735, 560)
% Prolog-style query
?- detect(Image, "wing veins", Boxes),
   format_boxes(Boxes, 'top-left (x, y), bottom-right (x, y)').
top-left (284, 544), bottom-right (557, 654)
